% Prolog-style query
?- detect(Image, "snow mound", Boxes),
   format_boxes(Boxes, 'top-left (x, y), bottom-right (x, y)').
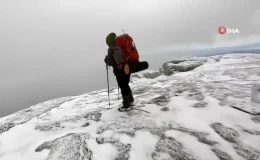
top-left (0, 54), bottom-right (260, 160)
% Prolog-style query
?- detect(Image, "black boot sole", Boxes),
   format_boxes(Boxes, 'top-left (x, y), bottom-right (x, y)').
top-left (118, 107), bottom-right (132, 112)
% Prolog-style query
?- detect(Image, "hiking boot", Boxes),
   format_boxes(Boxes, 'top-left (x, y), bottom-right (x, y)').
top-left (119, 95), bottom-right (131, 111)
top-left (118, 105), bottom-right (132, 112)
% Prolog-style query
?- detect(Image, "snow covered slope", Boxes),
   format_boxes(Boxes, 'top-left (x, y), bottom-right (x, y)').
top-left (0, 54), bottom-right (260, 160)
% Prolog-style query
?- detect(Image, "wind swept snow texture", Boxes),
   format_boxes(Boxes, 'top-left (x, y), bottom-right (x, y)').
top-left (0, 54), bottom-right (260, 160)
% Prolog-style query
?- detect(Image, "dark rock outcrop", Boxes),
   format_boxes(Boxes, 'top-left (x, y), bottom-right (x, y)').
top-left (35, 133), bottom-right (92, 160)
top-left (161, 58), bottom-right (206, 75)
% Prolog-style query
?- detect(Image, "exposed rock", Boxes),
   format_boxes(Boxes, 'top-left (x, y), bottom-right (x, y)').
top-left (211, 148), bottom-right (233, 160)
top-left (192, 102), bottom-right (208, 108)
top-left (148, 95), bottom-right (170, 106)
top-left (132, 74), bottom-right (141, 79)
top-left (114, 143), bottom-right (131, 160)
top-left (210, 123), bottom-right (239, 143)
top-left (161, 59), bottom-right (205, 75)
top-left (252, 116), bottom-right (260, 123)
top-left (132, 86), bottom-right (150, 95)
top-left (233, 142), bottom-right (260, 160)
top-left (83, 111), bottom-right (102, 122)
top-left (243, 129), bottom-right (260, 135)
top-left (210, 123), bottom-right (260, 159)
top-left (152, 137), bottom-right (196, 160)
top-left (143, 71), bottom-right (161, 79)
top-left (35, 125), bottom-right (54, 132)
top-left (35, 133), bottom-right (92, 160)
top-left (35, 121), bottom-right (61, 132)
top-left (159, 68), bottom-right (164, 74)
top-left (252, 83), bottom-right (260, 104)
top-left (82, 122), bottom-right (90, 127)
top-left (187, 92), bottom-right (205, 101)
top-left (177, 57), bottom-right (208, 63)
top-left (168, 125), bottom-right (218, 146)
top-left (161, 107), bottom-right (170, 112)
top-left (96, 113), bottom-right (165, 137)
top-left (0, 122), bottom-right (15, 135)
top-left (195, 94), bottom-right (205, 101)
top-left (162, 63), bottom-right (174, 76)
top-left (132, 71), bottom-right (162, 80)
top-left (169, 59), bottom-right (186, 64)
top-left (168, 61), bottom-right (204, 72)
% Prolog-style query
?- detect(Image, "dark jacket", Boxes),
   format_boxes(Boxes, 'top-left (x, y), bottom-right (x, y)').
top-left (106, 44), bottom-right (126, 76)
top-left (106, 45), bottom-right (116, 67)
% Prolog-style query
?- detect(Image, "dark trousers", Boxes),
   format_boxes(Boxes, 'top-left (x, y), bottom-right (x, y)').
top-left (116, 74), bottom-right (134, 105)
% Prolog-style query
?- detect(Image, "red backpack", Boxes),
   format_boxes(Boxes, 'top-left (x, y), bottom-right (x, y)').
top-left (113, 34), bottom-right (139, 66)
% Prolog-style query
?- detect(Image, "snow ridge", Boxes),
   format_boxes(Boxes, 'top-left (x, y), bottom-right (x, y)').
top-left (0, 54), bottom-right (260, 160)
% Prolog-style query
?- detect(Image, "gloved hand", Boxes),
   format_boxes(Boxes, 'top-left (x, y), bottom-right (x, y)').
top-left (104, 55), bottom-right (108, 64)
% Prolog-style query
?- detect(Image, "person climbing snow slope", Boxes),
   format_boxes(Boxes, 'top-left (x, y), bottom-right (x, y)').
top-left (104, 32), bottom-right (148, 111)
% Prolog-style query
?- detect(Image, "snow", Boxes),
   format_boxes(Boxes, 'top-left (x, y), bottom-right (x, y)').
top-left (119, 134), bottom-right (132, 144)
top-left (87, 139), bottom-right (117, 160)
top-left (129, 131), bottom-right (158, 160)
top-left (0, 122), bottom-right (50, 160)
top-left (0, 53), bottom-right (260, 160)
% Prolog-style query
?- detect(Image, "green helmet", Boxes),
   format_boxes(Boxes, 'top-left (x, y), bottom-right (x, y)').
top-left (106, 32), bottom-right (116, 47)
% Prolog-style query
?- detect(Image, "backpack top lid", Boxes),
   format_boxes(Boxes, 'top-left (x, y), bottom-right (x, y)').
top-left (115, 34), bottom-right (133, 46)
top-left (116, 33), bottom-right (128, 38)
top-left (106, 32), bottom-right (116, 47)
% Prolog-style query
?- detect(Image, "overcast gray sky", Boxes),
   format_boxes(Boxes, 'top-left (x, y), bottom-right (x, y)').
top-left (0, 0), bottom-right (260, 118)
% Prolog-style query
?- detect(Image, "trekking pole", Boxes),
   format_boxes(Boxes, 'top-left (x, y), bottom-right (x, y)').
top-left (106, 64), bottom-right (110, 106)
